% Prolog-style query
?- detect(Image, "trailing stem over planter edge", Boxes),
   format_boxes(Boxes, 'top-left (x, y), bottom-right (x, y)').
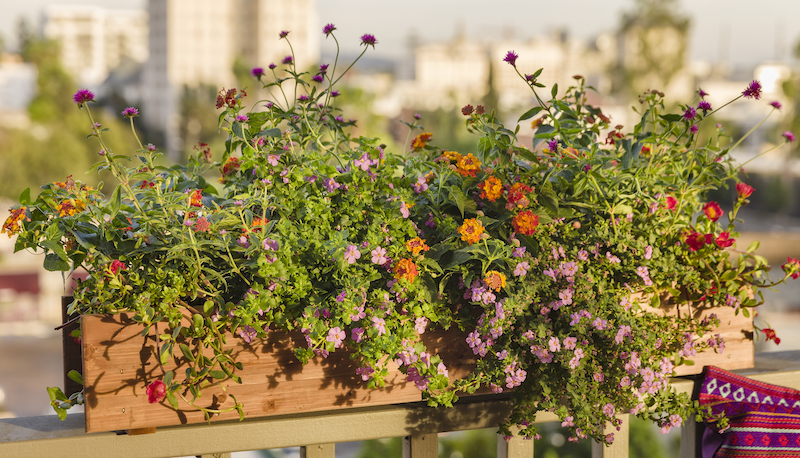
top-left (4, 23), bottom-right (800, 444)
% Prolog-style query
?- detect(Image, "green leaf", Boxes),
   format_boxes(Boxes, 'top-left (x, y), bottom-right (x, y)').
top-left (108, 185), bottom-right (122, 218)
top-left (612, 204), bottom-right (633, 214)
top-left (166, 392), bottom-right (179, 409)
top-left (258, 128), bottom-right (282, 137)
top-left (208, 370), bottom-right (227, 379)
top-left (448, 186), bottom-right (470, 218)
top-left (518, 106), bottom-right (545, 122)
top-left (551, 83), bottom-right (558, 99)
top-left (746, 241), bottom-right (759, 253)
top-left (19, 188), bottom-right (31, 205)
top-left (67, 370), bottom-right (83, 385)
top-left (44, 253), bottom-right (70, 271)
top-left (179, 343), bottom-right (195, 362)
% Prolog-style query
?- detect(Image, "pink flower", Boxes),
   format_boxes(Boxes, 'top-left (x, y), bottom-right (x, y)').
top-left (548, 336), bottom-right (561, 352)
top-left (351, 327), bottom-right (365, 342)
top-left (371, 246), bottom-right (388, 265)
top-left (344, 244), bottom-right (361, 264)
top-left (72, 89), bottom-right (95, 105)
top-left (602, 403), bottom-right (615, 417)
top-left (414, 317), bottom-right (428, 334)
top-left (400, 201), bottom-right (411, 218)
top-left (437, 362), bottom-right (449, 377)
top-left (326, 327), bottom-right (345, 348)
top-left (563, 336), bottom-right (577, 350)
top-left (372, 316), bottom-right (386, 335)
top-left (513, 261), bottom-right (529, 277)
top-left (146, 380), bottom-right (166, 404)
top-left (784, 131), bottom-right (796, 143)
top-left (268, 154), bottom-right (280, 166)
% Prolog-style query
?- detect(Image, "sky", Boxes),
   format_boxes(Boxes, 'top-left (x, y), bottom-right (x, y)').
top-left (1, 0), bottom-right (799, 69)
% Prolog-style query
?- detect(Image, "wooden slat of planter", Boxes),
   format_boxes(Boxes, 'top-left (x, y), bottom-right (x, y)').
top-left (80, 314), bottom-right (474, 433)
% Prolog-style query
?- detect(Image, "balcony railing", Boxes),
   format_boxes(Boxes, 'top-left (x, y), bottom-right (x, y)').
top-left (2, 351), bottom-right (799, 458)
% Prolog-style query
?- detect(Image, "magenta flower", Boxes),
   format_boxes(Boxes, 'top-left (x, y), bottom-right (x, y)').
top-left (282, 55), bottom-right (293, 65)
top-left (770, 100), bottom-right (782, 109)
top-left (351, 327), bottom-right (365, 343)
top-left (742, 80), bottom-right (762, 100)
top-left (690, 124), bottom-right (699, 134)
top-left (344, 244), bottom-right (361, 264)
top-left (784, 131), bottom-right (796, 143)
top-left (121, 106), bottom-right (139, 118)
top-left (331, 90), bottom-right (340, 97)
top-left (697, 101), bottom-right (711, 112)
top-left (323, 23), bottom-right (336, 35)
top-left (279, 30), bottom-right (289, 39)
top-left (326, 327), bottom-right (345, 348)
top-left (72, 89), bottom-right (95, 105)
top-left (682, 107), bottom-right (696, 120)
top-left (360, 34), bottom-right (377, 46)
top-left (251, 67), bottom-right (265, 78)
top-left (268, 63), bottom-right (276, 70)
top-left (698, 88), bottom-right (708, 98)
top-left (236, 114), bottom-right (248, 122)
top-left (503, 50), bottom-right (519, 66)
top-left (312, 74), bottom-right (324, 83)
top-left (146, 380), bottom-right (166, 404)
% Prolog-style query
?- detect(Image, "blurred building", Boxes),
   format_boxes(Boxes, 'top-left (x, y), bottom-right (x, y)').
top-left (0, 53), bottom-right (37, 129)
top-left (142, 0), bottom-right (320, 157)
top-left (42, 5), bottom-right (148, 87)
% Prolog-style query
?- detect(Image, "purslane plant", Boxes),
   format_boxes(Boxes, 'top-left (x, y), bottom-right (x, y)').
top-left (3, 25), bottom-right (797, 443)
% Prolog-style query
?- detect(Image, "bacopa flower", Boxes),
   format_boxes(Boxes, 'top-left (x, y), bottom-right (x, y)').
top-left (458, 218), bottom-right (484, 244)
top-left (344, 244), bottom-right (361, 264)
top-left (322, 23), bottom-right (336, 35)
top-left (251, 67), bottom-right (265, 78)
top-left (146, 380), bottom-right (166, 404)
top-left (121, 106), bottom-right (139, 118)
top-left (503, 50), bottom-right (519, 66)
top-left (742, 80), bottom-right (762, 100)
top-left (371, 246), bottom-right (388, 265)
top-left (783, 131), bottom-right (796, 143)
top-left (736, 182), bottom-right (754, 199)
top-left (394, 258), bottom-right (418, 282)
top-left (326, 327), bottom-right (345, 348)
top-left (512, 210), bottom-right (539, 235)
top-left (360, 34), bottom-right (377, 47)
top-left (72, 89), bottom-right (95, 105)
top-left (703, 201), bottom-right (723, 221)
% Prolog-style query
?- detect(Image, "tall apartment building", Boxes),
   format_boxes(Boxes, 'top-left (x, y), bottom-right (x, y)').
top-left (42, 5), bottom-right (148, 86)
top-left (142, 0), bottom-right (319, 156)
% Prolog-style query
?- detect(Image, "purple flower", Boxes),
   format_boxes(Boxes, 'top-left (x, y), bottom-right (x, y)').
top-left (282, 55), bottom-right (293, 65)
top-left (251, 67), bottom-right (265, 79)
top-left (262, 238), bottom-right (279, 251)
top-left (742, 80), bottom-right (762, 100)
top-left (784, 131), bottom-right (796, 143)
top-left (236, 114), bottom-right (248, 122)
top-left (239, 325), bottom-right (257, 344)
top-left (503, 51), bottom-right (518, 66)
top-left (323, 23), bottom-right (336, 36)
top-left (268, 63), bottom-right (276, 70)
top-left (547, 139), bottom-right (558, 152)
top-left (279, 30), bottom-right (289, 39)
top-left (298, 95), bottom-right (309, 102)
top-left (72, 89), bottom-right (95, 105)
top-left (360, 34), bottom-right (377, 46)
top-left (690, 124), bottom-right (699, 134)
top-left (121, 106), bottom-right (139, 118)
top-left (312, 74), bottom-right (324, 83)
top-left (331, 90), bottom-right (340, 97)
top-left (513, 261), bottom-right (530, 277)
top-left (770, 100), bottom-right (782, 110)
top-left (697, 101), bottom-right (711, 112)
top-left (683, 107), bottom-right (696, 120)
top-left (319, 64), bottom-right (329, 74)
top-left (698, 88), bottom-right (708, 98)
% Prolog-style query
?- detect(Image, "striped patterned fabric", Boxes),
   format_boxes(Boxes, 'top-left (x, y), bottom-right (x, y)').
top-left (699, 366), bottom-right (800, 457)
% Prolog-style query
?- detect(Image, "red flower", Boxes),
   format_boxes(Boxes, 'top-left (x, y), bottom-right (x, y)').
top-left (146, 380), bottom-right (166, 404)
top-left (736, 183), bottom-right (754, 199)
top-left (715, 232), bottom-right (735, 248)
top-left (703, 202), bottom-right (723, 222)
top-left (762, 328), bottom-right (781, 345)
top-left (109, 259), bottom-right (126, 275)
top-left (461, 105), bottom-right (474, 116)
top-left (665, 196), bottom-right (677, 210)
top-left (684, 231), bottom-right (711, 252)
top-left (782, 257), bottom-right (800, 279)
top-left (189, 189), bottom-right (203, 207)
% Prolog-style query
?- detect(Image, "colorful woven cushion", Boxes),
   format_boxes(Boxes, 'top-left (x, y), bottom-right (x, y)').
top-left (699, 366), bottom-right (800, 457)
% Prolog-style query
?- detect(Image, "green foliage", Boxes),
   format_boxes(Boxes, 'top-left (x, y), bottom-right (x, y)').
top-left (4, 26), bottom-right (794, 445)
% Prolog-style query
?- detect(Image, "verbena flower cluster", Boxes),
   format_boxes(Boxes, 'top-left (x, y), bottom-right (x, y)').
top-left (4, 25), bottom-right (798, 443)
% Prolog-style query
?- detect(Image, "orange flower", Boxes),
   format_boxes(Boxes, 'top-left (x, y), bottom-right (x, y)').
top-left (411, 132), bottom-right (433, 149)
top-left (478, 176), bottom-right (503, 202)
top-left (484, 271), bottom-right (506, 291)
top-left (2, 207), bottom-right (27, 237)
top-left (221, 157), bottom-right (241, 177)
top-left (458, 218), bottom-right (484, 244)
top-left (250, 217), bottom-right (269, 233)
top-left (394, 258), bottom-right (419, 282)
top-left (506, 183), bottom-right (532, 208)
top-left (406, 237), bottom-right (430, 256)
top-left (512, 210), bottom-right (539, 235)
top-left (189, 189), bottom-right (203, 207)
top-left (441, 150), bottom-right (462, 163)
top-left (55, 199), bottom-right (86, 217)
top-left (456, 153), bottom-right (482, 177)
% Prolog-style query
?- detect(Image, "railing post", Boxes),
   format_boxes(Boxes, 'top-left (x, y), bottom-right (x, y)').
top-left (403, 433), bottom-right (438, 458)
top-left (300, 443), bottom-right (335, 458)
top-left (497, 433), bottom-right (534, 458)
top-left (591, 414), bottom-right (629, 458)
top-left (680, 418), bottom-right (702, 458)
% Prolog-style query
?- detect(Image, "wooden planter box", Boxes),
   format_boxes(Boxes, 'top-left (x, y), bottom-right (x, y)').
top-left (61, 299), bottom-right (753, 433)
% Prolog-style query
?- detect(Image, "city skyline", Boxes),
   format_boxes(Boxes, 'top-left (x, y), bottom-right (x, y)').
top-left (1, 0), bottom-right (798, 69)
